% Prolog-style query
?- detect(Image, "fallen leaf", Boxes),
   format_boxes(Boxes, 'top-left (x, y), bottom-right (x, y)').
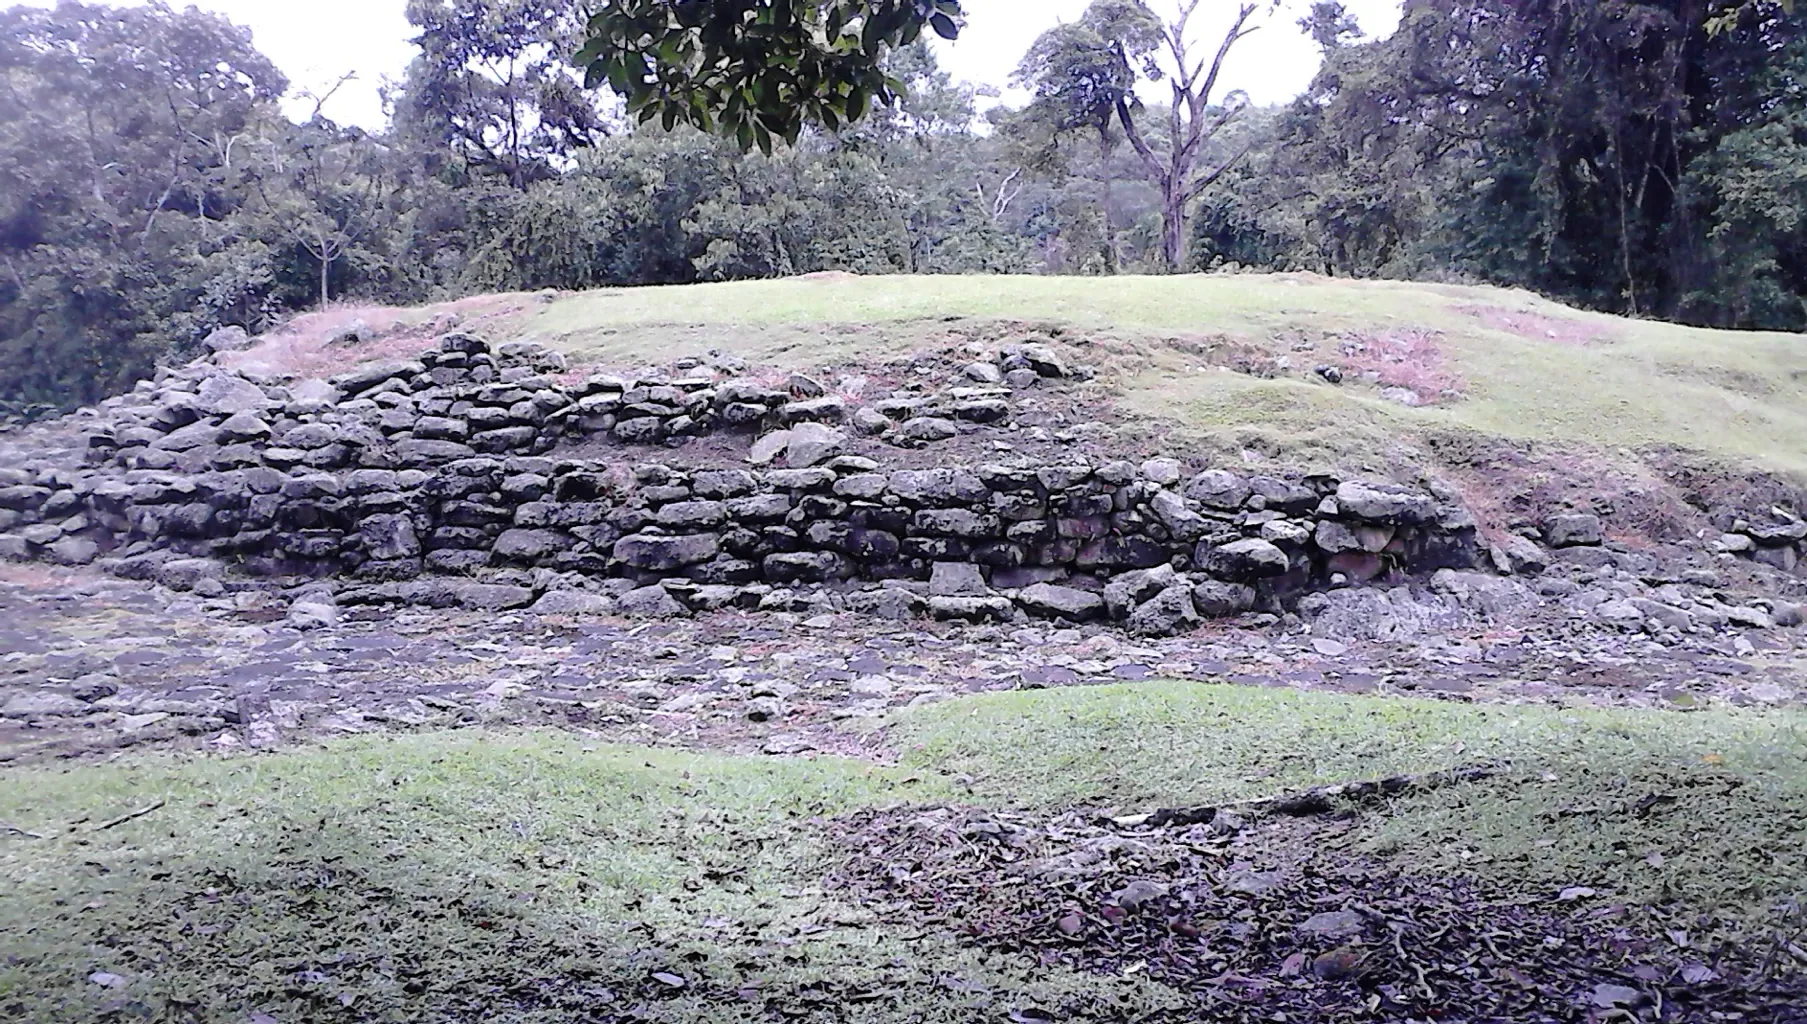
top-left (1312, 947), bottom-right (1364, 981)
top-left (1279, 952), bottom-right (1308, 978)
top-left (1590, 983), bottom-right (1643, 1009)
top-left (1055, 913), bottom-right (1084, 936)
top-left (1112, 879), bottom-right (1168, 910)
top-left (1666, 928), bottom-right (1691, 948)
top-left (1680, 964), bottom-right (1718, 984)
top-left (649, 971), bottom-right (686, 990)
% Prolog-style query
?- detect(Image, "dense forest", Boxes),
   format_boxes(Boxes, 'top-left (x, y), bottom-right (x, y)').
top-left (1, 0), bottom-right (1804, 414)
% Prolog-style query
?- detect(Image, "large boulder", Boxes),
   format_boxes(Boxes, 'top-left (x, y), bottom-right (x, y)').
top-left (929, 561), bottom-right (989, 597)
top-left (1203, 538), bottom-right (1289, 581)
top-left (1192, 580), bottom-right (1257, 617)
top-left (1495, 535), bottom-right (1549, 575)
top-left (335, 360), bottom-right (423, 396)
top-left (493, 528), bottom-right (565, 562)
top-left (888, 468), bottom-right (989, 505)
top-left (1302, 586), bottom-right (1468, 642)
top-left (1183, 470), bottom-right (1250, 510)
top-left (1017, 583), bottom-right (1104, 622)
top-left (360, 515), bottom-right (420, 561)
top-left (784, 422), bottom-right (847, 467)
top-left (618, 585), bottom-right (688, 617)
top-left (196, 374), bottom-right (273, 416)
top-left (1148, 490), bottom-right (1208, 541)
top-left (1004, 343), bottom-right (1068, 379)
top-left (1334, 481), bottom-right (1436, 525)
top-left (1429, 569), bottom-right (1539, 621)
top-left (454, 583), bottom-right (535, 611)
top-left (215, 411), bottom-right (271, 444)
top-left (655, 501), bottom-right (727, 529)
top-left (203, 325), bottom-right (253, 353)
top-left (1103, 564), bottom-right (1180, 619)
top-left (928, 595), bottom-right (1015, 623)
top-left (899, 417), bottom-right (960, 443)
top-left (762, 551), bottom-right (853, 583)
top-left (1543, 513), bottom-right (1604, 548)
top-left (1745, 516), bottom-right (1807, 546)
top-left (614, 532), bottom-right (720, 571)
top-left (286, 589), bottom-right (339, 630)
top-left (1129, 586), bottom-right (1201, 637)
top-left (530, 590), bottom-right (617, 616)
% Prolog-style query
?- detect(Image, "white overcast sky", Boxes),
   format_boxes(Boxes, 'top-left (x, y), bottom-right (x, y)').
top-left (17, 0), bottom-right (1403, 128)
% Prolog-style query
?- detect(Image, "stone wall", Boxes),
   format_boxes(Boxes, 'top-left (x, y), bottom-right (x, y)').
top-left (0, 330), bottom-right (1566, 633)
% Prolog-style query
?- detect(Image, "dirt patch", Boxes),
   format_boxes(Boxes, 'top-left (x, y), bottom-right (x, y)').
top-left (1435, 440), bottom-right (1711, 545)
top-left (828, 805), bottom-right (1807, 1023)
top-left (1338, 328), bottom-right (1467, 405)
top-left (220, 292), bottom-right (547, 380)
top-left (1462, 304), bottom-right (1618, 347)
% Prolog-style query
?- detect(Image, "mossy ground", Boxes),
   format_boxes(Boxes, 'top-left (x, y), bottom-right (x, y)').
top-left (518, 273), bottom-right (1807, 474)
top-left (5, 685), bottom-right (1805, 1021)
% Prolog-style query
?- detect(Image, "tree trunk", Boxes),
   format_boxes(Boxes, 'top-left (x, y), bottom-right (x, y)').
top-left (319, 238), bottom-right (331, 309)
top-left (1099, 127), bottom-right (1117, 274)
top-left (1162, 185), bottom-right (1186, 273)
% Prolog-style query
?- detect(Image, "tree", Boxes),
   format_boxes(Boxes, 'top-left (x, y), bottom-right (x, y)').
top-left (252, 120), bottom-right (398, 309)
top-left (1014, 10), bottom-right (1156, 271)
top-left (1250, 0), bottom-right (1807, 326)
top-left (398, 0), bottom-right (611, 189)
top-left (0, 1), bottom-right (289, 406)
top-left (575, 0), bottom-right (965, 152)
top-left (1103, 1), bottom-right (1272, 272)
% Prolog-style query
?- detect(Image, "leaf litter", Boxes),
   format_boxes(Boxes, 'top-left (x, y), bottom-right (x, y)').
top-left (826, 805), bottom-right (1807, 1023)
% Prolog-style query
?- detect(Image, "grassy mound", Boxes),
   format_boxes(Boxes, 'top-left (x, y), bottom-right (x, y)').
top-left (514, 273), bottom-right (1807, 474)
top-left (5, 686), bottom-right (1805, 1020)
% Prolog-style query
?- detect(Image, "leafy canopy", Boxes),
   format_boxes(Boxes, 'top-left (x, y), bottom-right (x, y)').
top-left (576, 0), bottom-right (964, 152)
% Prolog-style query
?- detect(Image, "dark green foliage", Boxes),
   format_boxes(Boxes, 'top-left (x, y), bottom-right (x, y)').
top-left (0, 2), bottom-right (289, 407)
top-left (575, 0), bottom-right (965, 152)
top-left (397, 0), bottom-right (609, 189)
top-left (1205, 0), bottom-right (1807, 328)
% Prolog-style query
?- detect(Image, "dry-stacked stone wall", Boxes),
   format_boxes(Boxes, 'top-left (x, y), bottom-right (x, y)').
top-left (32, 329), bottom-right (1785, 632)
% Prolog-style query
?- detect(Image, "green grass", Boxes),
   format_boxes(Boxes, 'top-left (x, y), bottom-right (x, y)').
top-left (896, 682), bottom-right (1807, 924)
top-left (0, 735), bottom-right (1181, 1024)
top-left (510, 272), bottom-right (1807, 474)
top-left (6, 685), bottom-right (1807, 1020)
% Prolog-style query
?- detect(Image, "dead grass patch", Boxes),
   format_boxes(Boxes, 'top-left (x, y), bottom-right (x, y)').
top-left (220, 293), bottom-right (543, 380)
top-left (1461, 304), bottom-right (1617, 347)
top-left (1338, 328), bottom-right (1467, 405)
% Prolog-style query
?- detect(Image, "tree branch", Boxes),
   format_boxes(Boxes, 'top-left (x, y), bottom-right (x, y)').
top-left (1183, 142), bottom-right (1256, 204)
top-left (1114, 95), bottom-right (1166, 182)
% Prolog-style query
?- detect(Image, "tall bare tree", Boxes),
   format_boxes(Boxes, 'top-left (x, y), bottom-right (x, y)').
top-left (1104, 0), bottom-right (1270, 271)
